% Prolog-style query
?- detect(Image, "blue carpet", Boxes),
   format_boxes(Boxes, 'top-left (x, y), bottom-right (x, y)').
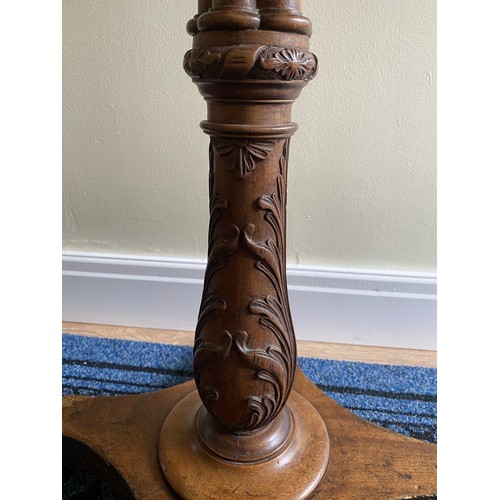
top-left (62, 333), bottom-right (437, 499)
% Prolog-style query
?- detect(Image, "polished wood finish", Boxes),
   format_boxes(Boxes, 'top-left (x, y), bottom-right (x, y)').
top-left (159, 389), bottom-right (330, 499)
top-left (197, 1), bottom-right (261, 33)
top-left (186, 1), bottom-right (213, 36)
top-left (177, 4), bottom-right (327, 488)
top-left (63, 370), bottom-right (437, 499)
top-left (258, 1), bottom-right (313, 36)
top-left (63, 2), bottom-right (436, 497)
top-left (191, 135), bottom-right (299, 435)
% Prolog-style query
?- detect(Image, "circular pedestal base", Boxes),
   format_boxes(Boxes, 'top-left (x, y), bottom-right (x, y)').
top-left (158, 389), bottom-right (330, 499)
top-left (63, 372), bottom-right (437, 499)
top-left (195, 403), bottom-right (293, 464)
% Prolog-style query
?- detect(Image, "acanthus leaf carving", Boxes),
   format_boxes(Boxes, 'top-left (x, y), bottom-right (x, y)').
top-left (201, 142), bottom-right (240, 289)
top-left (242, 140), bottom-right (289, 299)
top-left (194, 139), bottom-right (296, 433)
top-left (243, 224), bottom-right (283, 298)
top-left (193, 329), bottom-right (232, 418)
top-left (243, 139), bottom-right (296, 420)
top-left (193, 330), bottom-right (233, 388)
top-left (194, 329), bottom-right (289, 431)
top-left (204, 224), bottom-right (240, 288)
top-left (196, 290), bottom-right (227, 335)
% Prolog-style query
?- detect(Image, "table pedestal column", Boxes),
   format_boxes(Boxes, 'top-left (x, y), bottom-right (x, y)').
top-left (62, 2), bottom-right (437, 498)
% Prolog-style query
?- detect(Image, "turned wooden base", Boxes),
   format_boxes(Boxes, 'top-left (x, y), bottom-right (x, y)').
top-left (159, 389), bottom-right (330, 499)
top-left (62, 369), bottom-right (437, 499)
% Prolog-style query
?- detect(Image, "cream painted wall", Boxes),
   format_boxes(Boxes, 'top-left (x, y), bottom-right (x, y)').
top-left (63, 0), bottom-right (436, 272)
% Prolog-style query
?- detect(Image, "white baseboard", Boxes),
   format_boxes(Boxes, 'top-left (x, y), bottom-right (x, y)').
top-left (62, 251), bottom-right (437, 350)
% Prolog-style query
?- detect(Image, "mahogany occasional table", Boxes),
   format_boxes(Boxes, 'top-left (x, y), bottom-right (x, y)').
top-left (62, 1), bottom-right (437, 498)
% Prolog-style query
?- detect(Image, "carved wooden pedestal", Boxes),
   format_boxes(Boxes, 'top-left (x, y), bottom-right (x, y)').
top-left (62, 2), bottom-right (437, 498)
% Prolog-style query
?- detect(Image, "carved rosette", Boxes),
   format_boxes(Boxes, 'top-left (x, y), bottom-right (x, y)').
top-left (193, 139), bottom-right (297, 433)
top-left (260, 48), bottom-right (317, 81)
top-left (183, 45), bottom-right (317, 81)
top-left (183, 47), bottom-right (221, 78)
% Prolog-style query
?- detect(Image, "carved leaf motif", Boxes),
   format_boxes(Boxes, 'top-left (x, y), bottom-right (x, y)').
top-left (245, 139), bottom-right (297, 412)
top-left (243, 224), bottom-right (283, 298)
top-left (196, 291), bottom-right (227, 334)
top-left (183, 48), bottom-right (221, 78)
top-left (260, 48), bottom-right (316, 81)
top-left (193, 140), bottom-right (297, 432)
top-left (212, 139), bottom-right (276, 178)
top-left (242, 139), bottom-right (288, 299)
top-left (235, 331), bottom-right (287, 397)
top-left (204, 224), bottom-right (240, 287)
top-left (194, 329), bottom-right (289, 430)
top-left (193, 331), bottom-right (233, 387)
top-left (246, 395), bottom-right (275, 429)
top-left (197, 385), bottom-right (221, 417)
top-left (248, 296), bottom-right (293, 364)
